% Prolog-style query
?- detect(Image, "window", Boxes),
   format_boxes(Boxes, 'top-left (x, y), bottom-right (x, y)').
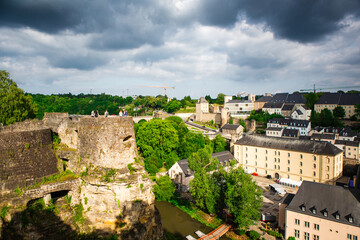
top-left (246, 147), bottom-right (248, 151)
top-left (326, 166), bottom-right (330, 171)
top-left (295, 219), bottom-right (300, 225)
top-left (288, 167), bottom-right (290, 172)
top-left (246, 154), bottom-right (248, 158)
top-left (255, 155), bottom-right (257, 159)
top-left (300, 169), bottom-right (303, 174)
top-left (304, 232), bottom-right (310, 240)
top-left (255, 148), bottom-right (257, 152)
top-left (335, 213), bottom-right (340, 220)
top-left (326, 174), bottom-right (329, 179)
top-left (314, 156), bottom-right (316, 161)
top-left (304, 221), bottom-right (310, 228)
top-left (295, 229), bottom-right (300, 238)
top-left (278, 158), bottom-right (280, 163)
top-left (255, 161), bottom-right (257, 166)
top-left (265, 150), bottom-right (268, 154)
top-left (288, 153), bottom-right (290, 157)
top-left (265, 157), bottom-right (268, 161)
top-left (313, 235), bottom-right (319, 240)
top-left (300, 161), bottom-right (303, 166)
top-left (265, 163), bottom-right (268, 167)
top-left (313, 164), bottom-right (316, 169)
top-left (314, 224), bottom-right (319, 230)
top-left (288, 160), bottom-right (290, 164)
top-left (313, 171), bottom-right (316, 177)
top-left (300, 154), bottom-right (303, 159)
top-left (347, 234), bottom-right (358, 240)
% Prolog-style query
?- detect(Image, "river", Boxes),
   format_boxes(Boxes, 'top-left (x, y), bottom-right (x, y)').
top-left (155, 201), bottom-right (230, 240)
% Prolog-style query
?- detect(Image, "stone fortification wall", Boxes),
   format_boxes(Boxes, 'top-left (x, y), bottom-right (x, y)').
top-left (0, 129), bottom-right (58, 192)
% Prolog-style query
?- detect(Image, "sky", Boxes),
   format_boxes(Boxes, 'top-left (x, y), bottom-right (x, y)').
top-left (0, 0), bottom-right (360, 99)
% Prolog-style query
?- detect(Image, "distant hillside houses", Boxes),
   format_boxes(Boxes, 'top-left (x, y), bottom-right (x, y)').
top-left (256, 93), bottom-right (311, 120)
top-left (314, 92), bottom-right (360, 118)
top-left (224, 94), bottom-right (255, 119)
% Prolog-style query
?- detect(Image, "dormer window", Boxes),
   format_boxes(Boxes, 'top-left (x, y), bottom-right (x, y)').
top-left (311, 207), bottom-right (316, 214)
top-left (301, 204), bottom-right (306, 212)
top-left (323, 209), bottom-right (328, 217)
top-left (335, 212), bottom-right (340, 220)
top-left (348, 214), bottom-right (353, 223)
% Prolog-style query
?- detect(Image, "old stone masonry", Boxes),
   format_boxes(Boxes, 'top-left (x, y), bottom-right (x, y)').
top-left (0, 113), bottom-right (163, 239)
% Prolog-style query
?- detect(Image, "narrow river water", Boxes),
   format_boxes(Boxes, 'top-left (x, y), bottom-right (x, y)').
top-left (156, 201), bottom-right (230, 240)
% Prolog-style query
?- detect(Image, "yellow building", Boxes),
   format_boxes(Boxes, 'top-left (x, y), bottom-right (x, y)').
top-left (314, 93), bottom-right (360, 119)
top-left (234, 135), bottom-right (343, 184)
top-left (280, 181), bottom-right (360, 240)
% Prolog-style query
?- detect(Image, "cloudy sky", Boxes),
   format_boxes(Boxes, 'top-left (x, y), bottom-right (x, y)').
top-left (0, 0), bottom-right (359, 98)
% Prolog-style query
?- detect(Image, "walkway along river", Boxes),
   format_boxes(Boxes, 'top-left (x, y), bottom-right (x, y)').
top-left (155, 201), bottom-right (230, 240)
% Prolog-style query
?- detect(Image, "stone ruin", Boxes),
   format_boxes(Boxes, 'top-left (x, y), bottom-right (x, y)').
top-left (0, 113), bottom-right (162, 239)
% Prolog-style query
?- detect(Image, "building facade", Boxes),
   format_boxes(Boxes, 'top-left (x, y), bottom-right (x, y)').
top-left (234, 135), bottom-right (343, 184)
top-left (224, 99), bottom-right (254, 119)
top-left (267, 118), bottom-right (311, 136)
top-left (282, 181), bottom-right (360, 240)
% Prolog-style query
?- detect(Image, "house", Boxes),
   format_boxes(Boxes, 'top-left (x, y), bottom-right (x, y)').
top-left (291, 105), bottom-right (311, 121)
top-left (168, 151), bottom-right (235, 192)
top-left (334, 140), bottom-right (360, 160)
top-left (221, 124), bottom-right (244, 136)
top-left (311, 133), bottom-right (337, 144)
top-left (267, 118), bottom-right (311, 136)
top-left (281, 181), bottom-right (360, 240)
top-left (224, 99), bottom-right (254, 119)
top-left (266, 127), bottom-right (284, 137)
top-left (234, 135), bottom-right (343, 184)
top-left (262, 102), bottom-right (284, 115)
top-left (281, 104), bottom-right (296, 117)
top-left (314, 93), bottom-right (360, 118)
top-left (254, 95), bottom-right (273, 110)
top-left (282, 128), bottom-right (299, 139)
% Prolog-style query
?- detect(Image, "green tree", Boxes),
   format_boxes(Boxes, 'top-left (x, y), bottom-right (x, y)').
top-left (0, 70), bottom-right (37, 125)
top-left (215, 93), bottom-right (225, 105)
top-left (153, 175), bottom-right (175, 201)
top-left (212, 134), bottom-right (227, 153)
top-left (304, 92), bottom-right (319, 110)
top-left (165, 100), bottom-right (181, 113)
top-left (205, 95), bottom-right (212, 103)
top-left (332, 106), bottom-right (345, 119)
top-left (224, 167), bottom-right (262, 230)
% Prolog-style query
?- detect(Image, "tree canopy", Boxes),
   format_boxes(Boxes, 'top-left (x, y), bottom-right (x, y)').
top-left (332, 106), bottom-right (345, 119)
top-left (152, 175), bottom-right (176, 201)
top-left (0, 70), bottom-right (37, 125)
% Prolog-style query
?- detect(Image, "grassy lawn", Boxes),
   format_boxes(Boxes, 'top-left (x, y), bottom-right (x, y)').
top-left (175, 107), bottom-right (196, 113)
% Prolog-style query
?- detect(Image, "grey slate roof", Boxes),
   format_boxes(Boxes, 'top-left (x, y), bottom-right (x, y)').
top-left (335, 140), bottom-right (360, 147)
top-left (282, 128), bottom-right (299, 138)
top-left (255, 96), bottom-right (273, 102)
top-left (221, 124), bottom-right (241, 130)
top-left (281, 103), bottom-right (295, 111)
top-left (286, 181), bottom-right (360, 227)
top-left (266, 127), bottom-right (283, 131)
top-left (263, 102), bottom-right (284, 109)
top-left (311, 133), bottom-right (336, 140)
top-left (268, 118), bottom-right (310, 128)
top-left (295, 109), bottom-right (303, 115)
top-left (177, 151), bottom-right (235, 175)
top-left (269, 93), bottom-right (306, 104)
top-left (235, 135), bottom-right (343, 156)
top-left (316, 93), bottom-right (360, 105)
top-left (227, 100), bottom-right (252, 104)
top-left (322, 127), bottom-right (356, 137)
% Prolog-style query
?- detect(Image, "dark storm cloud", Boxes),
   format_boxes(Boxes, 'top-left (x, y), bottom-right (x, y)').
top-left (228, 54), bottom-right (287, 69)
top-left (0, 0), bottom-right (81, 33)
top-left (196, 0), bottom-right (360, 43)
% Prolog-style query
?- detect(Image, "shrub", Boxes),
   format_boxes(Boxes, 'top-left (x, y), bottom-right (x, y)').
top-left (24, 143), bottom-right (30, 150)
top-left (127, 163), bottom-right (137, 174)
top-left (0, 206), bottom-right (9, 220)
top-left (247, 230), bottom-right (260, 240)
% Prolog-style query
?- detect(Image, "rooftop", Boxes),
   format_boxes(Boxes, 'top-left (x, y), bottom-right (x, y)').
top-left (235, 135), bottom-right (343, 156)
top-left (268, 118), bottom-right (310, 127)
top-left (269, 93), bottom-right (306, 104)
top-left (316, 93), bottom-right (360, 105)
top-left (286, 181), bottom-right (360, 227)
top-left (281, 103), bottom-right (295, 111)
top-left (263, 102), bottom-right (284, 109)
top-left (282, 128), bottom-right (299, 138)
top-left (221, 124), bottom-right (242, 130)
top-left (335, 140), bottom-right (360, 147)
top-left (197, 97), bottom-right (208, 104)
top-left (255, 96), bottom-right (273, 102)
top-left (311, 133), bottom-right (336, 140)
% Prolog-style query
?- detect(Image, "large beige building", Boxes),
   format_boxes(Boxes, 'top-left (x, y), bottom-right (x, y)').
top-left (234, 135), bottom-right (343, 184)
top-left (280, 181), bottom-right (360, 240)
top-left (314, 93), bottom-right (360, 119)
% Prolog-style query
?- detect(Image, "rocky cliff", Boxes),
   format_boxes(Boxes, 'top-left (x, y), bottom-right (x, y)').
top-left (0, 114), bottom-right (163, 239)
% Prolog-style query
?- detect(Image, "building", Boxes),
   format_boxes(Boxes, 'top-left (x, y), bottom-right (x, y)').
top-left (234, 135), bottom-right (343, 184)
top-left (314, 93), bottom-right (360, 119)
top-left (221, 124), bottom-right (244, 136)
top-left (334, 140), bottom-right (360, 160)
top-left (267, 118), bottom-right (311, 136)
top-left (254, 95), bottom-right (273, 110)
top-left (282, 128), bottom-right (300, 139)
top-left (281, 181), bottom-right (360, 240)
top-left (262, 102), bottom-right (284, 115)
top-left (311, 133), bottom-right (337, 144)
top-left (270, 93), bottom-right (306, 104)
top-left (168, 151), bottom-right (235, 192)
top-left (195, 97), bottom-right (229, 125)
top-left (224, 99), bottom-right (254, 119)
top-left (266, 127), bottom-right (299, 139)
top-left (291, 105), bottom-right (312, 121)
top-left (281, 104), bottom-right (296, 117)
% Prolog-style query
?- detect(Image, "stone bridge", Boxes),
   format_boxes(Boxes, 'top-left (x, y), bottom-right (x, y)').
top-left (24, 179), bottom-right (79, 200)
